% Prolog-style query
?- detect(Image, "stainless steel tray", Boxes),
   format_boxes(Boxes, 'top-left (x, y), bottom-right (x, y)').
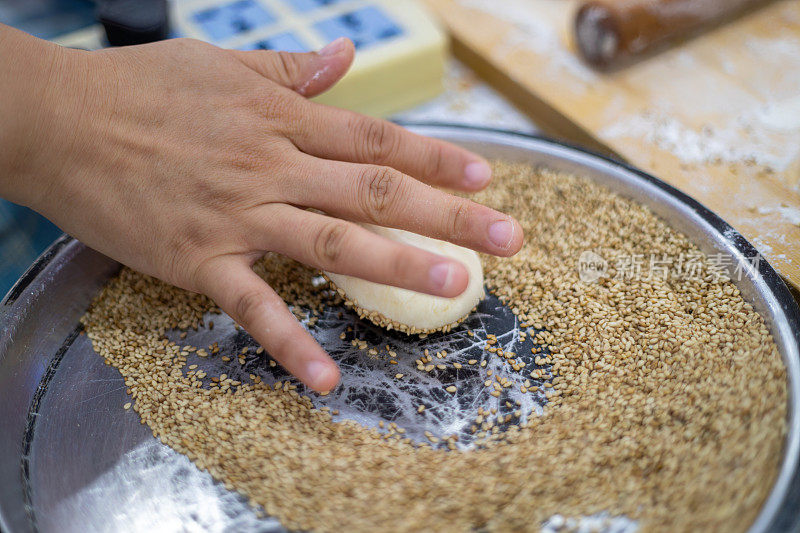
top-left (1, 125), bottom-right (798, 533)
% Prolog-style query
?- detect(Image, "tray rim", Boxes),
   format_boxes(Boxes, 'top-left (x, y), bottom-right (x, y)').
top-left (2, 124), bottom-right (799, 533)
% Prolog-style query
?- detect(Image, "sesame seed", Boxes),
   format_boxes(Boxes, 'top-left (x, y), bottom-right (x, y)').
top-left (79, 161), bottom-right (786, 533)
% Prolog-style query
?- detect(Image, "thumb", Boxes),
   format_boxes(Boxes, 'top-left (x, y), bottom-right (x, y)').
top-left (232, 37), bottom-right (355, 97)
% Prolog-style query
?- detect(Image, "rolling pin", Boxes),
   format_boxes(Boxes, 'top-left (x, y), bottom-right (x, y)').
top-left (574, 0), bottom-right (769, 68)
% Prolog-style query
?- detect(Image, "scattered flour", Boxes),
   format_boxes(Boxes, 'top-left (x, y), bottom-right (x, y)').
top-left (600, 110), bottom-right (800, 171)
top-left (750, 236), bottom-right (790, 264)
top-left (757, 205), bottom-right (800, 227)
top-left (745, 35), bottom-right (800, 62)
top-left (757, 95), bottom-right (800, 132)
top-left (542, 513), bottom-right (637, 533)
top-left (458, 0), bottom-right (597, 84)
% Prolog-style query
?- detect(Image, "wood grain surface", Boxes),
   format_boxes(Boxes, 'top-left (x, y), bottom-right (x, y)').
top-left (423, 0), bottom-right (800, 289)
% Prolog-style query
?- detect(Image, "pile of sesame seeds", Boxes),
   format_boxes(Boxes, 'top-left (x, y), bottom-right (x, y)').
top-left (81, 161), bottom-right (787, 532)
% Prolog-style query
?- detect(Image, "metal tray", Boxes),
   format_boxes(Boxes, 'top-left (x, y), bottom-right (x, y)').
top-left (1, 125), bottom-right (799, 533)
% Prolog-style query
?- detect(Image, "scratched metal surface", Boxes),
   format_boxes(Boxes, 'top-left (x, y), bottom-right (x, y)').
top-left (1, 126), bottom-right (799, 533)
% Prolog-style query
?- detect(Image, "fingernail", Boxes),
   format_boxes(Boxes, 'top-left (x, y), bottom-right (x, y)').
top-left (306, 360), bottom-right (337, 391)
top-left (429, 262), bottom-right (455, 291)
top-left (464, 160), bottom-right (492, 188)
top-left (318, 37), bottom-right (348, 57)
top-left (488, 220), bottom-right (514, 249)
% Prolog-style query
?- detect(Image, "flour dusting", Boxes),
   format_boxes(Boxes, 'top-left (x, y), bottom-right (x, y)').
top-left (601, 110), bottom-right (800, 171)
top-left (757, 205), bottom-right (800, 227)
top-left (757, 95), bottom-right (800, 132)
top-left (458, 0), bottom-right (597, 84)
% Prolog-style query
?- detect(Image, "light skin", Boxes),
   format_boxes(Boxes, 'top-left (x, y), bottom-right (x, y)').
top-left (0, 24), bottom-right (523, 392)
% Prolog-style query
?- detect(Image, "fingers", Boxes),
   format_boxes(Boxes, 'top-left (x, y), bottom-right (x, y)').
top-left (289, 105), bottom-right (493, 191)
top-left (197, 256), bottom-right (340, 392)
top-left (250, 204), bottom-right (470, 297)
top-left (232, 37), bottom-right (355, 97)
top-left (279, 157), bottom-right (523, 257)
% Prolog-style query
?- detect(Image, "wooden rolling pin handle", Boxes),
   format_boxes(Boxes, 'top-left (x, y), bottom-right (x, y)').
top-left (575, 0), bottom-right (768, 68)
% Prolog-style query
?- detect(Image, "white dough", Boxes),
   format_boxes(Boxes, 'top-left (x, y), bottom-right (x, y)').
top-left (325, 224), bottom-right (485, 334)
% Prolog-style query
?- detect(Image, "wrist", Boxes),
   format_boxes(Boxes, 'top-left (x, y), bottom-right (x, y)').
top-left (0, 25), bottom-right (91, 209)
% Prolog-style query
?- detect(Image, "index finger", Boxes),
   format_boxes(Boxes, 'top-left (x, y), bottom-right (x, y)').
top-left (288, 102), bottom-right (494, 192)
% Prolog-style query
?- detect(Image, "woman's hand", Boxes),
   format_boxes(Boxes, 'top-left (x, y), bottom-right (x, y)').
top-left (1, 27), bottom-right (523, 392)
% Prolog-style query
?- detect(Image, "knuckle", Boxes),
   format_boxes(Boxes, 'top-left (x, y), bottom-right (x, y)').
top-left (269, 334), bottom-right (293, 362)
top-left (246, 85), bottom-right (303, 125)
top-left (173, 38), bottom-right (219, 56)
top-left (172, 219), bottom-right (213, 261)
top-left (447, 201), bottom-right (469, 239)
top-left (390, 248), bottom-right (416, 282)
top-left (360, 166), bottom-right (400, 223)
top-left (274, 51), bottom-right (301, 87)
top-left (229, 140), bottom-right (265, 173)
top-left (192, 171), bottom-right (234, 208)
top-left (358, 118), bottom-right (395, 164)
top-left (255, 91), bottom-right (293, 121)
top-left (313, 222), bottom-right (348, 266)
top-left (426, 142), bottom-right (446, 179)
top-left (187, 255), bottom-right (218, 294)
top-left (173, 37), bottom-right (201, 49)
top-left (240, 90), bottom-right (269, 114)
top-left (234, 289), bottom-right (266, 327)
top-left (166, 244), bottom-right (202, 290)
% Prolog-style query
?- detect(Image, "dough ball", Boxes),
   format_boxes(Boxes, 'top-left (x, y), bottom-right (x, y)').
top-left (325, 224), bottom-right (485, 334)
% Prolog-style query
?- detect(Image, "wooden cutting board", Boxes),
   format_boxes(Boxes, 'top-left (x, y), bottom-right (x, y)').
top-left (422, 0), bottom-right (800, 290)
